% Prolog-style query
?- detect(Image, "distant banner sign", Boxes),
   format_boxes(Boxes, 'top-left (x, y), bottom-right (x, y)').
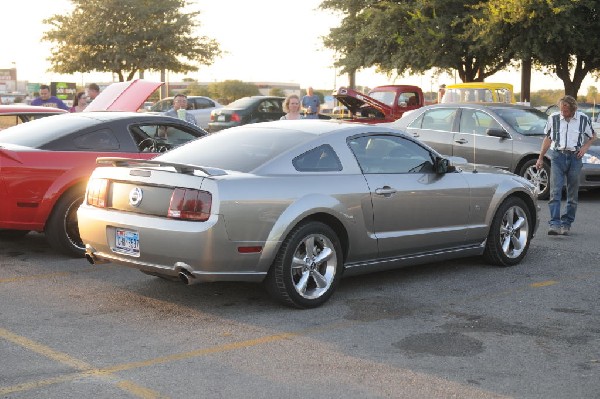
top-left (0, 69), bottom-right (16, 81)
top-left (51, 82), bottom-right (77, 100)
top-left (27, 83), bottom-right (40, 93)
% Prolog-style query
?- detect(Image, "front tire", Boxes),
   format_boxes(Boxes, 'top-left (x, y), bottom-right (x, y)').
top-left (483, 197), bottom-right (532, 267)
top-left (520, 159), bottom-right (550, 200)
top-left (265, 221), bottom-right (343, 309)
top-left (45, 188), bottom-right (85, 258)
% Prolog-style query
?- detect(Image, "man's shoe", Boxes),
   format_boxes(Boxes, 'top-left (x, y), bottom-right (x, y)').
top-left (560, 226), bottom-right (570, 236)
top-left (548, 226), bottom-right (561, 235)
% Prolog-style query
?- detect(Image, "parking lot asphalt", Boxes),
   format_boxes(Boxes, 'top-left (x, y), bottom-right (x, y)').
top-left (1, 190), bottom-right (599, 398)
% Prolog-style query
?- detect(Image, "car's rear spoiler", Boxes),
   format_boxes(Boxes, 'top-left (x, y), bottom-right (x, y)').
top-left (96, 157), bottom-right (228, 176)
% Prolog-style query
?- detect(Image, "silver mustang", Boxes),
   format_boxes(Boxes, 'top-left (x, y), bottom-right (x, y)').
top-left (78, 120), bottom-right (539, 308)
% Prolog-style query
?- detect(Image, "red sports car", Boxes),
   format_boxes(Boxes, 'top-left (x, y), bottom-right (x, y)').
top-left (0, 80), bottom-right (207, 257)
top-left (0, 104), bottom-right (67, 130)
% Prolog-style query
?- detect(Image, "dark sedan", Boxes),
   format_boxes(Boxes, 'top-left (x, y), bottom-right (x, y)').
top-left (391, 102), bottom-right (600, 199)
top-left (208, 96), bottom-right (285, 133)
top-left (0, 112), bottom-right (207, 256)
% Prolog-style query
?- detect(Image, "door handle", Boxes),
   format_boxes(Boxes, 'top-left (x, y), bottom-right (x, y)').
top-left (455, 138), bottom-right (468, 144)
top-left (375, 187), bottom-right (397, 196)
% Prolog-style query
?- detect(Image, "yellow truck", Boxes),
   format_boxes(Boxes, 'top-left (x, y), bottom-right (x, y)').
top-left (441, 82), bottom-right (514, 104)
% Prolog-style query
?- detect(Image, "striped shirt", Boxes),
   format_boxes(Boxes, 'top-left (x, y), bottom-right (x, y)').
top-left (544, 111), bottom-right (594, 151)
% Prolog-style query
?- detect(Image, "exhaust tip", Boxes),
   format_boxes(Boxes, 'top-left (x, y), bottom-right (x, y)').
top-left (179, 271), bottom-right (190, 284)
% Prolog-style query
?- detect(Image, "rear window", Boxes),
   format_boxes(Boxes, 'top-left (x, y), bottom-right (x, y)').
top-left (0, 114), bottom-right (94, 147)
top-left (157, 126), bottom-right (315, 172)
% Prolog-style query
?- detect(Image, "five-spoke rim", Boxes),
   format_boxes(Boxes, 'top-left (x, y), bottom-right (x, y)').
top-left (290, 234), bottom-right (337, 299)
top-left (525, 165), bottom-right (548, 196)
top-left (499, 205), bottom-right (529, 259)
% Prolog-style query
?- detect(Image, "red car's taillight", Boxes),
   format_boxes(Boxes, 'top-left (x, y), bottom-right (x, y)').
top-left (86, 178), bottom-right (109, 208)
top-left (230, 112), bottom-right (241, 122)
top-left (168, 188), bottom-right (212, 221)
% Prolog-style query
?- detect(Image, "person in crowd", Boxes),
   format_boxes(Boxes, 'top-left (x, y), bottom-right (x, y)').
top-left (536, 95), bottom-right (597, 235)
top-left (69, 92), bottom-right (88, 113)
top-left (87, 83), bottom-right (100, 102)
top-left (437, 84), bottom-right (446, 103)
top-left (31, 85), bottom-right (70, 110)
top-left (301, 86), bottom-right (320, 119)
top-left (280, 94), bottom-right (303, 120)
top-left (165, 93), bottom-right (197, 125)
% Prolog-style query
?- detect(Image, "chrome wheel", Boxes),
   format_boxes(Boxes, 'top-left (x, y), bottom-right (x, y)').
top-left (521, 160), bottom-right (549, 199)
top-left (483, 197), bottom-right (532, 267)
top-left (290, 234), bottom-right (337, 300)
top-left (265, 221), bottom-right (342, 308)
top-left (499, 205), bottom-right (529, 259)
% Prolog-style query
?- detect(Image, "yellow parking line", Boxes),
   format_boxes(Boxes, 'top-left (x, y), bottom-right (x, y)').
top-left (530, 280), bottom-right (558, 288)
top-left (0, 327), bottom-right (165, 398)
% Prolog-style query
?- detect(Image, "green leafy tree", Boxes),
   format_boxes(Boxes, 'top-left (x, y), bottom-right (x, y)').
top-left (269, 87), bottom-right (285, 97)
top-left (207, 80), bottom-right (259, 104)
top-left (320, 0), bottom-right (515, 83)
top-left (42, 0), bottom-right (221, 82)
top-left (478, 0), bottom-right (600, 97)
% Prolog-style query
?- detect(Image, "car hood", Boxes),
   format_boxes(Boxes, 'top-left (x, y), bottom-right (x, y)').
top-left (84, 79), bottom-right (163, 112)
top-left (333, 87), bottom-right (393, 118)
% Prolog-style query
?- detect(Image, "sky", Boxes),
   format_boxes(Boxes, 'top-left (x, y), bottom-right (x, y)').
top-left (1, 0), bottom-right (598, 94)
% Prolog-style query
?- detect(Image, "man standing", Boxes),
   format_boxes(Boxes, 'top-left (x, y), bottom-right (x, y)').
top-left (31, 85), bottom-right (70, 110)
top-left (301, 86), bottom-right (320, 119)
top-left (87, 83), bottom-right (101, 102)
top-left (536, 95), bottom-right (596, 235)
top-left (165, 94), bottom-right (197, 126)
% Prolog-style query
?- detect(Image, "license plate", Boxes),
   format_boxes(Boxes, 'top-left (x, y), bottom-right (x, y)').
top-left (217, 115), bottom-right (225, 122)
top-left (115, 228), bottom-right (140, 255)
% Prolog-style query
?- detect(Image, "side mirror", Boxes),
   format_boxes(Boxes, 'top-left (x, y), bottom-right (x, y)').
top-left (487, 128), bottom-right (510, 139)
top-left (434, 157), bottom-right (454, 174)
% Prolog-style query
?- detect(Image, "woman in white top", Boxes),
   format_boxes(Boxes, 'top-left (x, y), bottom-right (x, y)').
top-left (280, 94), bottom-right (303, 120)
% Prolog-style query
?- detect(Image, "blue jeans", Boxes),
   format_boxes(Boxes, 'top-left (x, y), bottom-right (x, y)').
top-left (548, 150), bottom-right (583, 228)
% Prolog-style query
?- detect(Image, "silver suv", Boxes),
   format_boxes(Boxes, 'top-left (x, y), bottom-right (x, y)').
top-left (150, 96), bottom-right (222, 129)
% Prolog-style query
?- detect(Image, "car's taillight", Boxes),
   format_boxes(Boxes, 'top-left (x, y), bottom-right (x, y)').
top-left (210, 111), bottom-right (215, 122)
top-left (86, 178), bottom-right (109, 208)
top-left (230, 112), bottom-right (241, 122)
top-left (168, 188), bottom-right (212, 221)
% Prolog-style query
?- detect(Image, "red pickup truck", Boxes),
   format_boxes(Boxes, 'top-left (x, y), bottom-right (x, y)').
top-left (332, 85), bottom-right (426, 123)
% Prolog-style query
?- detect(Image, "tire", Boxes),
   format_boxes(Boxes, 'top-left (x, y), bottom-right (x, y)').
top-left (45, 188), bottom-right (85, 258)
top-left (519, 159), bottom-right (550, 200)
top-left (264, 221), bottom-right (343, 309)
top-left (483, 196), bottom-right (532, 267)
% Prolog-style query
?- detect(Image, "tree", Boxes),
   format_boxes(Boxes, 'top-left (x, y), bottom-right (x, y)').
top-left (42, 0), bottom-right (221, 82)
top-left (320, 0), bottom-right (516, 83)
top-left (478, 0), bottom-right (600, 97)
top-left (206, 80), bottom-right (259, 104)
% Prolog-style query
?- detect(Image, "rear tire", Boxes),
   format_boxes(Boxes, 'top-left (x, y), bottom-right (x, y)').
top-left (483, 196), bottom-right (532, 267)
top-left (45, 188), bottom-right (85, 258)
top-left (265, 221), bottom-right (343, 309)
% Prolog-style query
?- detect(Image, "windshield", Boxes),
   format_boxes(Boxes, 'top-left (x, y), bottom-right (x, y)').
top-left (157, 126), bottom-right (316, 172)
top-left (368, 91), bottom-right (396, 107)
top-left (494, 107), bottom-right (548, 136)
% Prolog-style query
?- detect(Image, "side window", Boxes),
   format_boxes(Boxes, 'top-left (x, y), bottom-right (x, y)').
top-left (420, 108), bottom-right (457, 131)
top-left (348, 135), bottom-right (435, 174)
top-left (73, 129), bottom-right (120, 150)
top-left (258, 100), bottom-right (281, 113)
top-left (0, 115), bottom-right (20, 130)
top-left (293, 144), bottom-right (342, 172)
top-left (398, 92), bottom-right (420, 107)
top-left (194, 98), bottom-right (214, 109)
top-left (460, 110), bottom-right (501, 135)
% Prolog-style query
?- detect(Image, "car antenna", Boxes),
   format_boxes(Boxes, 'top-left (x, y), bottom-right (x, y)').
top-left (472, 125), bottom-right (478, 173)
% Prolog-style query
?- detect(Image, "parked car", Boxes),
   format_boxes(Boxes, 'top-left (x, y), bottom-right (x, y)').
top-left (391, 102), bottom-right (600, 199)
top-left (0, 104), bottom-right (67, 130)
top-left (0, 81), bottom-right (207, 257)
top-left (78, 119), bottom-right (539, 308)
top-left (208, 96), bottom-right (285, 133)
top-left (149, 96), bottom-right (222, 129)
